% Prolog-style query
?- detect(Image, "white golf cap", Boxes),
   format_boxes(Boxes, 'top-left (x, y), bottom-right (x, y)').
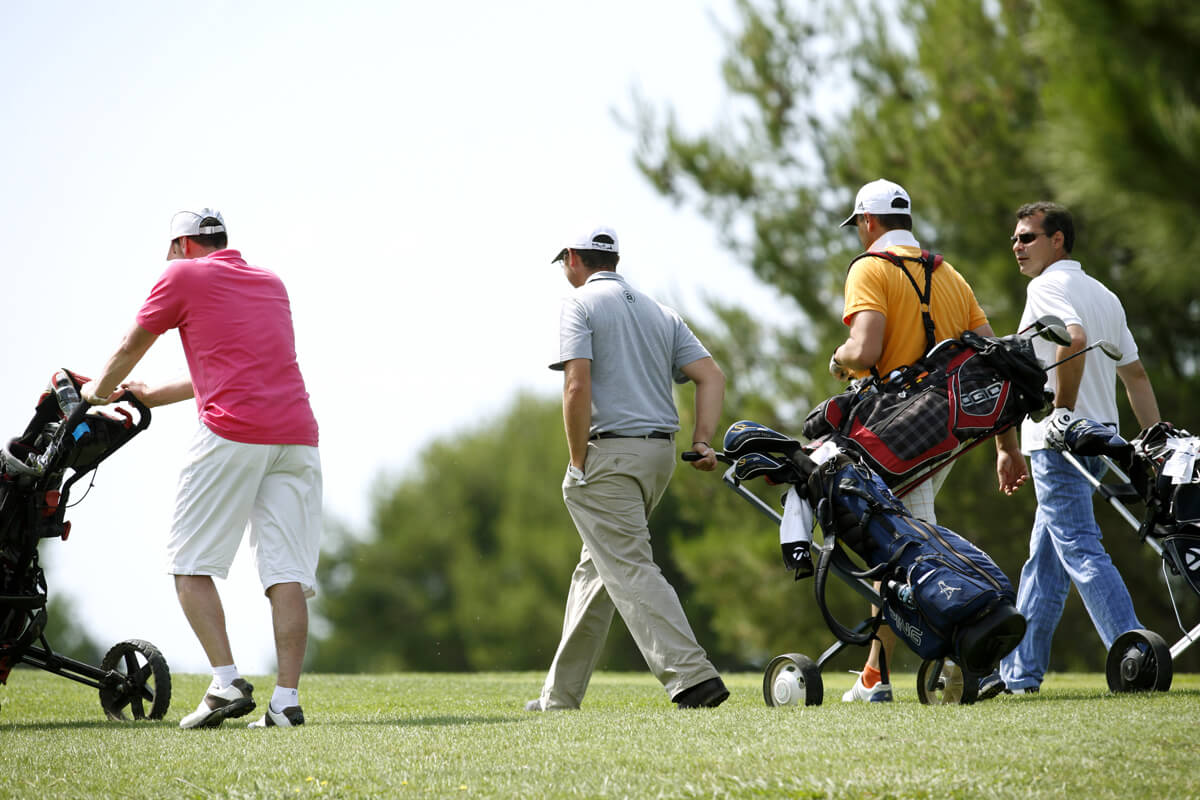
top-left (551, 225), bottom-right (619, 263)
top-left (840, 179), bottom-right (912, 227)
top-left (170, 208), bottom-right (226, 240)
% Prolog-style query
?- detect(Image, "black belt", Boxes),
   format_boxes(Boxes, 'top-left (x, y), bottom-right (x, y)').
top-left (590, 431), bottom-right (673, 441)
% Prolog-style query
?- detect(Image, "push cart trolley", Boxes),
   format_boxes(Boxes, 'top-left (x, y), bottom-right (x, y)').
top-left (0, 369), bottom-right (170, 720)
top-left (1061, 417), bottom-right (1200, 692)
top-left (685, 433), bottom-right (1013, 708)
top-left (682, 321), bottom-right (1083, 707)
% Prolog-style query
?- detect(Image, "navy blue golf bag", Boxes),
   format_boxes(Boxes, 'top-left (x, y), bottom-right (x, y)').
top-left (721, 419), bottom-right (1027, 676)
top-left (806, 451), bottom-right (1025, 673)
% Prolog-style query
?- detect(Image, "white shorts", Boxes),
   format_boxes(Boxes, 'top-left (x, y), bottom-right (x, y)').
top-left (901, 461), bottom-right (953, 524)
top-left (166, 425), bottom-right (323, 598)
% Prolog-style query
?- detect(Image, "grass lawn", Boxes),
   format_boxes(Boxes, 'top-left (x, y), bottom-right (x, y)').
top-left (1, 669), bottom-right (1197, 799)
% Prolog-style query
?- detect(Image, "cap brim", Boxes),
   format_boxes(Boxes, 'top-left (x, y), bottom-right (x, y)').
top-left (840, 212), bottom-right (858, 228)
top-left (551, 248), bottom-right (568, 264)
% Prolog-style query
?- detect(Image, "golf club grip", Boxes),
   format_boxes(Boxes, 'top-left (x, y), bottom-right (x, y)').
top-left (682, 450), bottom-right (733, 465)
top-left (65, 395), bottom-right (92, 433)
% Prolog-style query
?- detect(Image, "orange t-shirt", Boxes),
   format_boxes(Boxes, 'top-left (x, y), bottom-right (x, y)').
top-left (842, 245), bottom-right (988, 376)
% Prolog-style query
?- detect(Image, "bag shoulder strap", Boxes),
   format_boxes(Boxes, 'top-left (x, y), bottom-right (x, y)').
top-left (847, 249), bottom-right (943, 357)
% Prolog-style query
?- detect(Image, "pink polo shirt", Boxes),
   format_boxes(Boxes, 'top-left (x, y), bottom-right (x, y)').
top-left (136, 249), bottom-right (319, 447)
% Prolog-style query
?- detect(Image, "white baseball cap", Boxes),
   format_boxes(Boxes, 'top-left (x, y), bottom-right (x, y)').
top-left (551, 225), bottom-right (619, 263)
top-left (840, 179), bottom-right (912, 227)
top-left (170, 208), bottom-right (226, 240)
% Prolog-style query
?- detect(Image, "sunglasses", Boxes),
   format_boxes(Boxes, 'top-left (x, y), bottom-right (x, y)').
top-left (1010, 231), bottom-right (1048, 245)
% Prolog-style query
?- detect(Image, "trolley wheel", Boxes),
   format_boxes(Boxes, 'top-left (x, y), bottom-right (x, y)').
top-left (762, 653), bottom-right (823, 707)
top-left (99, 638), bottom-right (172, 721)
top-left (1106, 629), bottom-right (1172, 693)
top-left (917, 657), bottom-right (979, 705)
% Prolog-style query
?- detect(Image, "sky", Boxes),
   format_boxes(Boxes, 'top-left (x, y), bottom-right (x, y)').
top-left (0, 1), bottom-right (797, 676)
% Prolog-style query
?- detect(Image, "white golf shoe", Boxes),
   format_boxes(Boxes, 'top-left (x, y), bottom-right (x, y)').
top-left (248, 703), bottom-right (305, 728)
top-left (841, 672), bottom-right (893, 703)
top-left (179, 678), bottom-right (256, 729)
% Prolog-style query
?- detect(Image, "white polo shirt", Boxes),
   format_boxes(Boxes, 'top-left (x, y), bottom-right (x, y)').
top-left (1019, 259), bottom-right (1140, 452)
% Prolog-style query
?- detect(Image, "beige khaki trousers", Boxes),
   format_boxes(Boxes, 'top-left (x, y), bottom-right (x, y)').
top-left (539, 437), bottom-right (719, 708)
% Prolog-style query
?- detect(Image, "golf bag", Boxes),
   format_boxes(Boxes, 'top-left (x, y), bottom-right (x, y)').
top-left (804, 449), bottom-right (1026, 674)
top-left (804, 330), bottom-right (1052, 495)
top-left (0, 369), bottom-right (169, 721)
top-left (720, 420), bottom-right (1026, 677)
top-left (1099, 421), bottom-right (1200, 596)
top-left (1059, 417), bottom-right (1200, 692)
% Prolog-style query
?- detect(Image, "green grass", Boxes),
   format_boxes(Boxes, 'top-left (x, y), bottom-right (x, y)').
top-left (1, 670), bottom-right (1197, 799)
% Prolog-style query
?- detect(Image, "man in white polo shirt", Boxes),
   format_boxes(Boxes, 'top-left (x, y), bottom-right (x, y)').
top-left (985, 201), bottom-right (1160, 696)
top-left (526, 225), bottom-right (729, 710)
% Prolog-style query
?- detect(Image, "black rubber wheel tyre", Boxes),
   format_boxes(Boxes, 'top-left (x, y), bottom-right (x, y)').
top-left (917, 658), bottom-right (979, 705)
top-left (99, 638), bottom-right (172, 721)
top-left (1106, 629), bottom-right (1172, 693)
top-left (762, 653), bottom-right (823, 707)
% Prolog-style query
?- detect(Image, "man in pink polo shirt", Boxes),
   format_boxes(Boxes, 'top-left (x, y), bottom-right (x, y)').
top-left (82, 208), bottom-right (320, 730)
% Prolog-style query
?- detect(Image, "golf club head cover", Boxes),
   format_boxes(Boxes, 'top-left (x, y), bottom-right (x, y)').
top-left (1063, 418), bottom-right (1133, 459)
top-left (722, 419), bottom-right (803, 460)
top-left (733, 452), bottom-right (793, 484)
top-left (1043, 408), bottom-right (1079, 452)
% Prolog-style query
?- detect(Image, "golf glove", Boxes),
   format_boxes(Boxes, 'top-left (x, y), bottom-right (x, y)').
top-left (829, 354), bottom-right (853, 383)
top-left (563, 464), bottom-right (587, 489)
top-left (1043, 408), bottom-right (1078, 452)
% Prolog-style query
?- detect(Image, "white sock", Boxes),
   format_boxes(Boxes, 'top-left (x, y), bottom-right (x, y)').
top-left (271, 686), bottom-right (299, 711)
top-left (212, 664), bottom-right (239, 690)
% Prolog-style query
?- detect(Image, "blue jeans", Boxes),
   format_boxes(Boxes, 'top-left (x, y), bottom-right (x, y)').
top-left (1000, 450), bottom-right (1141, 690)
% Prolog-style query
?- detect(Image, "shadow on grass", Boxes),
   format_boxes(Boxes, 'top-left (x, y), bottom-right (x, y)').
top-left (2, 715), bottom-right (520, 731)
top-left (0, 719), bottom-right (179, 732)
top-left (980, 687), bottom-right (1200, 703)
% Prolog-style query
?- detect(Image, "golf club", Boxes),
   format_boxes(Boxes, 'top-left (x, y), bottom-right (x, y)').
top-left (1045, 339), bottom-right (1123, 371)
top-left (1019, 315), bottom-right (1071, 347)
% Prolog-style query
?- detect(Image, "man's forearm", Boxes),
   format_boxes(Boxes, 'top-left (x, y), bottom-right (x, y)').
top-left (563, 395), bottom-right (590, 468)
top-left (1052, 325), bottom-right (1087, 409)
top-left (691, 379), bottom-right (723, 447)
top-left (562, 360), bottom-right (592, 469)
top-left (145, 377), bottom-right (196, 407)
top-left (93, 324), bottom-right (158, 396)
top-left (680, 357), bottom-right (725, 447)
top-left (1121, 369), bottom-right (1161, 429)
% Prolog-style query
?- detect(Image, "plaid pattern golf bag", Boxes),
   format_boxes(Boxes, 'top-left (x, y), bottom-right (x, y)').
top-left (804, 330), bottom-right (1051, 495)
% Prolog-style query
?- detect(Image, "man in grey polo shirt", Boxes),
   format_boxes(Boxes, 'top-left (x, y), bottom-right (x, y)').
top-left (526, 225), bottom-right (729, 710)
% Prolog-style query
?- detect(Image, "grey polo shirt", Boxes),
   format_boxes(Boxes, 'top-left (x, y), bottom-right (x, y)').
top-left (551, 271), bottom-right (710, 436)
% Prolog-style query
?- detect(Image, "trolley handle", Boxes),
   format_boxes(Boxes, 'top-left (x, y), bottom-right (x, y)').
top-left (682, 450), bottom-right (734, 465)
top-left (67, 389), bottom-right (152, 435)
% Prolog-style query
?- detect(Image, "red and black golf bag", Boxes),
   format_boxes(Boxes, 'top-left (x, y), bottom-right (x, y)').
top-left (803, 330), bottom-right (1052, 496)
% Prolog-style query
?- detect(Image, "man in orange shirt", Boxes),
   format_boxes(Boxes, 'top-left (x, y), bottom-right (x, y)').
top-left (830, 179), bottom-right (1024, 701)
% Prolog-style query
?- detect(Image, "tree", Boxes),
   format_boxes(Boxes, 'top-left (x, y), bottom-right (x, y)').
top-left (1035, 0), bottom-right (1200, 388)
top-left (311, 0), bottom-right (1200, 677)
top-left (630, 0), bottom-right (1200, 672)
